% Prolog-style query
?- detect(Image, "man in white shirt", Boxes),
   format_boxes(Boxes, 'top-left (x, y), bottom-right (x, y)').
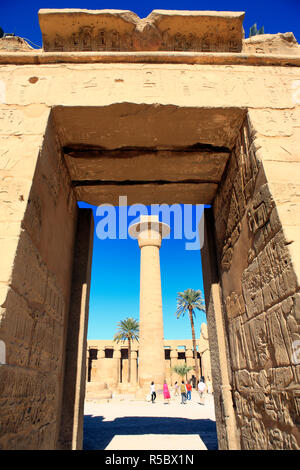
top-left (150, 381), bottom-right (156, 403)
top-left (198, 379), bottom-right (206, 405)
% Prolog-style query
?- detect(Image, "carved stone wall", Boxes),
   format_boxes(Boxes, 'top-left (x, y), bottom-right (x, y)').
top-left (213, 115), bottom-right (300, 450)
top-left (0, 116), bottom-right (77, 449)
top-left (0, 10), bottom-right (300, 448)
top-left (38, 9), bottom-right (244, 53)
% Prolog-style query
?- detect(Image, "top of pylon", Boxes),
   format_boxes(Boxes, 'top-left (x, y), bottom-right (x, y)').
top-left (38, 9), bottom-right (245, 53)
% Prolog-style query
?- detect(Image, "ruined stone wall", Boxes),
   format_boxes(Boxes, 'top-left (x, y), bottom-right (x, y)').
top-left (0, 114), bottom-right (77, 449)
top-left (213, 114), bottom-right (300, 449)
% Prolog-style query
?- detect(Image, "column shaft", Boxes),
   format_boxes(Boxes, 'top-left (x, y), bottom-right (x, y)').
top-left (139, 244), bottom-right (165, 388)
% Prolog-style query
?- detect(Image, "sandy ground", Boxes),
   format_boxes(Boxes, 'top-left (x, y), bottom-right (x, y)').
top-left (83, 392), bottom-right (218, 450)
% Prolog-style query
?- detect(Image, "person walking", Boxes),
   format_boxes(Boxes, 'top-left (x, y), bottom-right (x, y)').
top-left (150, 381), bottom-right (156, 403)
top-left (186, 381), bottom-right (192, 400)
top-left (174, 381), bottom-right (179, 396)
top-left (163, 380), bottom-right (171, 404)
top-left (180, 381), bottom-right (187, 404)
top-left (198, 378), bottom-right (206, 405)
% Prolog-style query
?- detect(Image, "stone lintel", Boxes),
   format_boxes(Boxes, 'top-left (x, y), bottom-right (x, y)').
top-left (64, 149), bottom-right (229, 183)
top-left (38, 9), bottom-right (245, 53)
top-left (74, 182), bottom-right (217, 206)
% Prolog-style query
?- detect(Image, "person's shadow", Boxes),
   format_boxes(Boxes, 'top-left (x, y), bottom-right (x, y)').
top-left (83, 414), bottom-right (218, 450)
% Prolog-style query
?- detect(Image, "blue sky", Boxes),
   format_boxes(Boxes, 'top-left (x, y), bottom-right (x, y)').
top-left (2, 1), bottom-right (299, 340)
top-left (79, 202), bottom-right (207, 340)
top-left (1, 0), bottom-right (299, 44)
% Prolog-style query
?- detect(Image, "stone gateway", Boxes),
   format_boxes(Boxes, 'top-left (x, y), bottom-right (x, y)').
top-left (0, 9), bottom-right (299, 450)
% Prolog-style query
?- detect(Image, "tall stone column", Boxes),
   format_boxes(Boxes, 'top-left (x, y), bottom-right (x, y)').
top-left (170, 349), bottom-right (178, 386)
top-left (185, 348), bottom-right (194, 381)
top-left (96, 348), bottom-right (105, 382)
top-left (130, 350), bottom-right (138, 384)
top-left (129, 215), bottom-right (170, 392)
top-left (113, 349), bottom-right (121, 386)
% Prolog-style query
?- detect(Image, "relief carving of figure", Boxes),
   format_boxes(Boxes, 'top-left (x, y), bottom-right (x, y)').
top-left (110, 30), bottom-right (120, 51)
top-left (174, 33), bottom-right (186, 51)
top-left (201, 36), bottom-right (211, 52)
top-left (81, 27), bottom-right (93, 51)
top-left (53, 34), bottom-right (63, 51)
top-left (97, 31), bottom-right (106, 51)
top-left (72, 32), bottom-right (80, 48)
top-left (185, 33), bottom-right (197, 51)
top-left (161, 30), bottom-right (171, 50)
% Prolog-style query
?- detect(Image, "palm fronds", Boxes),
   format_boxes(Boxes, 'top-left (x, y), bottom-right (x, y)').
top-left (175, 288), bottom-right (205, 319)
top-left (113, 317), bottom-right (139, 343)
top-left (171, 364), bottom-right (193, 378)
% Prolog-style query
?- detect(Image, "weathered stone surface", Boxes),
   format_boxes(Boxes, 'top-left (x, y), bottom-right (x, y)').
top-left (74, 182), bottom-right (218, 205)
top-left (0, 36), bottom-right (35, 52)
top-left (0, 7), bottom-right (300, 451)
top-left (1, 64), bottom-right (296, 110)
top-left (214, 116), bottom-right (300, 450)
top-left (53, 105), bottom-right (245, 150)
top-left (64, 149), bottom-right (229, 183)
top-left (0, 112), bottom-right (77, 450)
top-left (39, 9), bottom-right (245, 53)
top-left (243, 33), bottom-right (300, 56)
top-left (0, 105), bottom-right (50, 136)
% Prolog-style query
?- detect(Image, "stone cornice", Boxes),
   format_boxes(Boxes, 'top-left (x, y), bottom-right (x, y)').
top-left (0, 50), bottom-right (300, 67)
top-left (38, 9), bottom-right (245, 53)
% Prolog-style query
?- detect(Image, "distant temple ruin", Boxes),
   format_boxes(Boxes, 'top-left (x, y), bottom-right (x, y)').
top-left (86, 323), bottom-right (212, 399)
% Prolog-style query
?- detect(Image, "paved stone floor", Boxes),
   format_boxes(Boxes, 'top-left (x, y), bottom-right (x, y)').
top-left (83, 392), bottom-right (218, 450)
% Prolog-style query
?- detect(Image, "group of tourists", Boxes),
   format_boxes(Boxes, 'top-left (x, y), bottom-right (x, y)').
top-left (150, 377), bottom-right (210, 404)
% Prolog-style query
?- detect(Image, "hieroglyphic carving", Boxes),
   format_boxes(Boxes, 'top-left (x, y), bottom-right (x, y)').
top-left (45, 272), bottom-right (65, 324)
top-left (229, 40), bottom-right (240, 52)
top-left (242, 258), bottom-right (264, 319)
top-left (97, 30), bottom-right (106, 50)
top-left (0, 363), bottom-right (59, 448)
top-left (214, 111), bottom-right (300, 448)
top-left (201, 36), bottom-right (211, 52)
top-left (244, 315), bottom-right (271, 369)
top-left (228, 317), bottom-right (249, 370)
top-left (214, 119), bottom-right (261, 271)
top-left (240, 121), bottom-right (260, 202)
top-left (111, 30), bottom-right (120, 51)
top-left (81, 26), bottom-right (93, 51)
top-left (256, 231), bottom-right (298, 313)
top-left (12, 230), bottom-right (47, 308)
top-left (1, 288), bottom-right (33, 368)
top-left (44, 27), bottom-right (245, 52)
top-left (219, 228), bottom-right (235, 271)
top-left (53, 34), bottom-right (63, 52)
top-left (225, 291), bottom-right (246, 320)
top-left (22, 190), bottom-right (42, 244)
top-left (40, 10), bottom-right (244, 53)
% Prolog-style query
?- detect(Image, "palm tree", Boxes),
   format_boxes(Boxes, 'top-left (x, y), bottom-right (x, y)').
top-left (171, 364), bottom-right (193, 381)
top-left (113, 317), bottom-right (139, 383)
top-left (175, 288), bottom-right (205, 382)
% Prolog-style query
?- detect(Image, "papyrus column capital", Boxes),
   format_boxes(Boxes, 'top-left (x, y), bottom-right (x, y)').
top-left (129, 215), bottom-right (170, 249)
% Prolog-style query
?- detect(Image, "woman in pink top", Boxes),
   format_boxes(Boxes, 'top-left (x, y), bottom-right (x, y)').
top-left (163, 380), bottom-right (171, 404)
